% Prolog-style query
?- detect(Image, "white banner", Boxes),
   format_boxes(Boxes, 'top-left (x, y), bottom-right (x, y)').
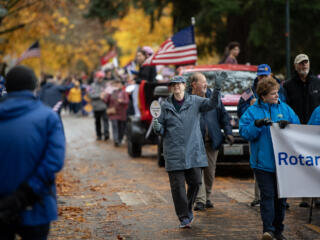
top-left (270, 124), bottom-right (320, 198)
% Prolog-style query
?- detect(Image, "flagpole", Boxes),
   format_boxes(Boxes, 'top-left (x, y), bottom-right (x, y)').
top-left (191, 17), bottom-right (197, 65)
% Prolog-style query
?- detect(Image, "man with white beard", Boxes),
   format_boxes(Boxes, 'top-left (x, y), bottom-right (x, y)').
top-left (284, 53), bottom-right (320, 208)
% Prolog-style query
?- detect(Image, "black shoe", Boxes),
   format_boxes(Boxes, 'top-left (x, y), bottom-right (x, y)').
top-left (96, 136), bottom-right (102, 141)
top-left (114, 142), bottom-right (120, 147)
top-left (250, 199), bottom-right (260, 207)
top-left (205, 200), bottom-right (214, 208)
top-left (274, 233), bottom-right (287, 240)
top-left (285, 202), bottom-right (290, 209)
top-left (299, 201), bottom-right (310, 208)
top-left (104, 136), bottom-right (109, 141)
top-left (194, 202), bottom-right (205, 211)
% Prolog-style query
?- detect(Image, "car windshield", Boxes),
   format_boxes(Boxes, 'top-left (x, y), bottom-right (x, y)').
top-left (183, 70), bottom-right (257, 94)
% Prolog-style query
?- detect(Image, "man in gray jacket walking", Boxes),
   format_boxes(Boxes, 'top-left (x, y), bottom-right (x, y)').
top-left (89, 71), bottom-right (109, 140)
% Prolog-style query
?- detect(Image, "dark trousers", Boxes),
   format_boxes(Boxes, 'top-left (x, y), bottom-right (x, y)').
top-left (254, 169), bottom-right (286, 235)
top-left (111, 120), bottom-right (126, 144)
top-left (168, 167), bottom-right (202, 222)
top-left (94, 110), bottom-right (109, 138)
top-left (0, 223), bottom-right (50, 240)
top-left (69, 102), bottom-right (81, 114)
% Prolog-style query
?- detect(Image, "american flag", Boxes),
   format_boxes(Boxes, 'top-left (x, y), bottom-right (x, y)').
top-left (16, 41), bottom-right (41, 65)
top-left (143, 26), bottom-right (197, 66)
top-left (241, 88), bottom-right (254, 101)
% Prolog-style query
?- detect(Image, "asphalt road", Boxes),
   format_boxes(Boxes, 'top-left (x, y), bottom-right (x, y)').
top-left (49, 115), bottom-right (320, 240)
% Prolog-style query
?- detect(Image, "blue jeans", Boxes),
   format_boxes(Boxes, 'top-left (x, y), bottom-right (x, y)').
top-left (0, 223), bottom-right (50, 240)
top-left (254, 169), bottom-right (286, 235)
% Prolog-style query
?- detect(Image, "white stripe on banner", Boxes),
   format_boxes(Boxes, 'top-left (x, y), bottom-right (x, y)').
top-left (270, 124), bottom-right (320, 198)
top-left (155, 50), bottom-right (197, 58)
top-left (152, 56), bottom-right (197, 64)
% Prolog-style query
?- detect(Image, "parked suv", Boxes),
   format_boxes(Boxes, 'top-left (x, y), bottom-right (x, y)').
top-left (177, 64), bottom-right (258, 165)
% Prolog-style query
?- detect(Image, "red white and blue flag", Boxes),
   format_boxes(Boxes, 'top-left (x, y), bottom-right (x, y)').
top-left (143, 26), bottom-right (197, 66)
top-left (16, 41), bottom-right (41, 65)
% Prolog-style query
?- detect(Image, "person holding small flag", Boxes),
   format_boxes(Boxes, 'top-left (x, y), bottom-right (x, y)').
top-left (153, 75), bottom-right (222, 229)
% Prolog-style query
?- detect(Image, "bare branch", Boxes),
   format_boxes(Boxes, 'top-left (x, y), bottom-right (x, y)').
top-left (7, 0), bottom-right (41, 16)
top-left (0, 23), bottom-right (24, 35)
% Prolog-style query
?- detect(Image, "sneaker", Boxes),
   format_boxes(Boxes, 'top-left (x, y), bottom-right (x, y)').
top-left (274, 233), bottom-right (287, 240)
top-left (299, 201), bottom-right (310, 208)
top-left (250, 199), bottom-right (260, 207)
top-left (179, 218), bottom-right (191, 229)
top-left (194, 202), bottom-right (205, 211)
top-left (205, 200), bottom-right (214, 208)
top-left (262, 231), bottom-right (274, 240)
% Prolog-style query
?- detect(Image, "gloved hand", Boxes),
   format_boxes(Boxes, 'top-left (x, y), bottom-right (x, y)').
top-left (153, 118), bottom-right (161, 132)
top-left (214, 73), bottom-right (225, 90)
top-left (277, 120), bottom-right (290, 129)
top-left (0, 183), bottom-right (39, 224)
top-left (226, 135), bottom-right (234, 145)
top-left (254, 118), bottom-right (273, 128)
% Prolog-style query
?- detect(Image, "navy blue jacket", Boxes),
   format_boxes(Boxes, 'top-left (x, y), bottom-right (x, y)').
top-left (237, 76), bottom-right (286, 118)
top-left (38, 82), bottom-right (72, 108)
top-left (199, 89), bottom-right (232, 150)
top-left (0, 91), bottom-right (65, 226)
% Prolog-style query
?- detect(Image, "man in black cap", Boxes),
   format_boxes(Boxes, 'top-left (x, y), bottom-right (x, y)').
top-left (0, 65), bottom-right (65, 239)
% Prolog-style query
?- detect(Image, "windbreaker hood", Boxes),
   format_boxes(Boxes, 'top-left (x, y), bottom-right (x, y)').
top-left (0, 91), bottom-right (39, 120)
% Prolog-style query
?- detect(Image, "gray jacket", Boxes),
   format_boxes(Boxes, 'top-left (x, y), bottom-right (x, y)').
top-left (89, 81), bottom-right (106, 111)
top-left (156, 91), bottom-right (219, 171)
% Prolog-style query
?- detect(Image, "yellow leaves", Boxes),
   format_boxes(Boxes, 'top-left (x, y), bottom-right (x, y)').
top-left (58, 16), bottom-right (69, 25)
top-left (112, 6), bottom-right (173, 65)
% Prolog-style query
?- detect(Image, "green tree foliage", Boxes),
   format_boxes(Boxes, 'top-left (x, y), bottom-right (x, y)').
top-left (87, 0), bottom-right (320, 74)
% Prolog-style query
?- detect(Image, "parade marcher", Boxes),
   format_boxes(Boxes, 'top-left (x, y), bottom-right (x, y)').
top-left (283, 53), bottom-right (320, 208)
top-left (38, 74), bottom-right (73, 116)
top-left (0, 65), bottom-right (65, 239)
top-left (308, 105), bottom-right (320, 125)
top-left (67, 79), bottom-right (82, 115)
top-left (103, 80), bottom-right (129, 147)
top-left (153, 75), bottom-right (221, 228)
top-left (189, 72), bottom-right (234, 211)
top-left (219, 41), bottom-right (240, 64)
top-left (89, 71), bottom-right (110, 141)
top-left (237, 64), bottom-right (287, 208)
top-left (239, 76), bottom-right (299, 240)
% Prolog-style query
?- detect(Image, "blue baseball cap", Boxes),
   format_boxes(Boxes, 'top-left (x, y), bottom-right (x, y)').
top-left (169, 76), bottom-right (186, 85)
top-left (257, 64), bottom-right (271, 76)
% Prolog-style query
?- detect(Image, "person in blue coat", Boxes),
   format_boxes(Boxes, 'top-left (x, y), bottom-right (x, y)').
top-left (153, 75), bottom-right (221, 229)
top-left (239, 76), bottom-right (299, 240)
top-left (0, 65), bottom-right (65, 239)
top-left (188, 72), bottom-right (233, 211)
top-left (308, 105), bottom-right (320, 125)
top-left (237, 64), bottom-right (287, 208)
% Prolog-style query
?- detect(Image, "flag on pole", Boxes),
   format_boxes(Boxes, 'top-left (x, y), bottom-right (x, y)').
top-left (16, 41), bottom-right (41, 65)
top-left (100, 49), bottom-right (117, 66)
top-left (143, 26), bottom-right (197, 66)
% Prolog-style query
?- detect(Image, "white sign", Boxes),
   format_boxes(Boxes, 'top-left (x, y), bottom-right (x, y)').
top-left (270, 124), bottom-right (320, 198)
top-left (150, 100), bottom-right (161, 118)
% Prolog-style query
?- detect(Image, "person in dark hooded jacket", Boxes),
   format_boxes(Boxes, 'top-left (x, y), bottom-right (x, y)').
top-left (0, 65), bottom-right (65, 239)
